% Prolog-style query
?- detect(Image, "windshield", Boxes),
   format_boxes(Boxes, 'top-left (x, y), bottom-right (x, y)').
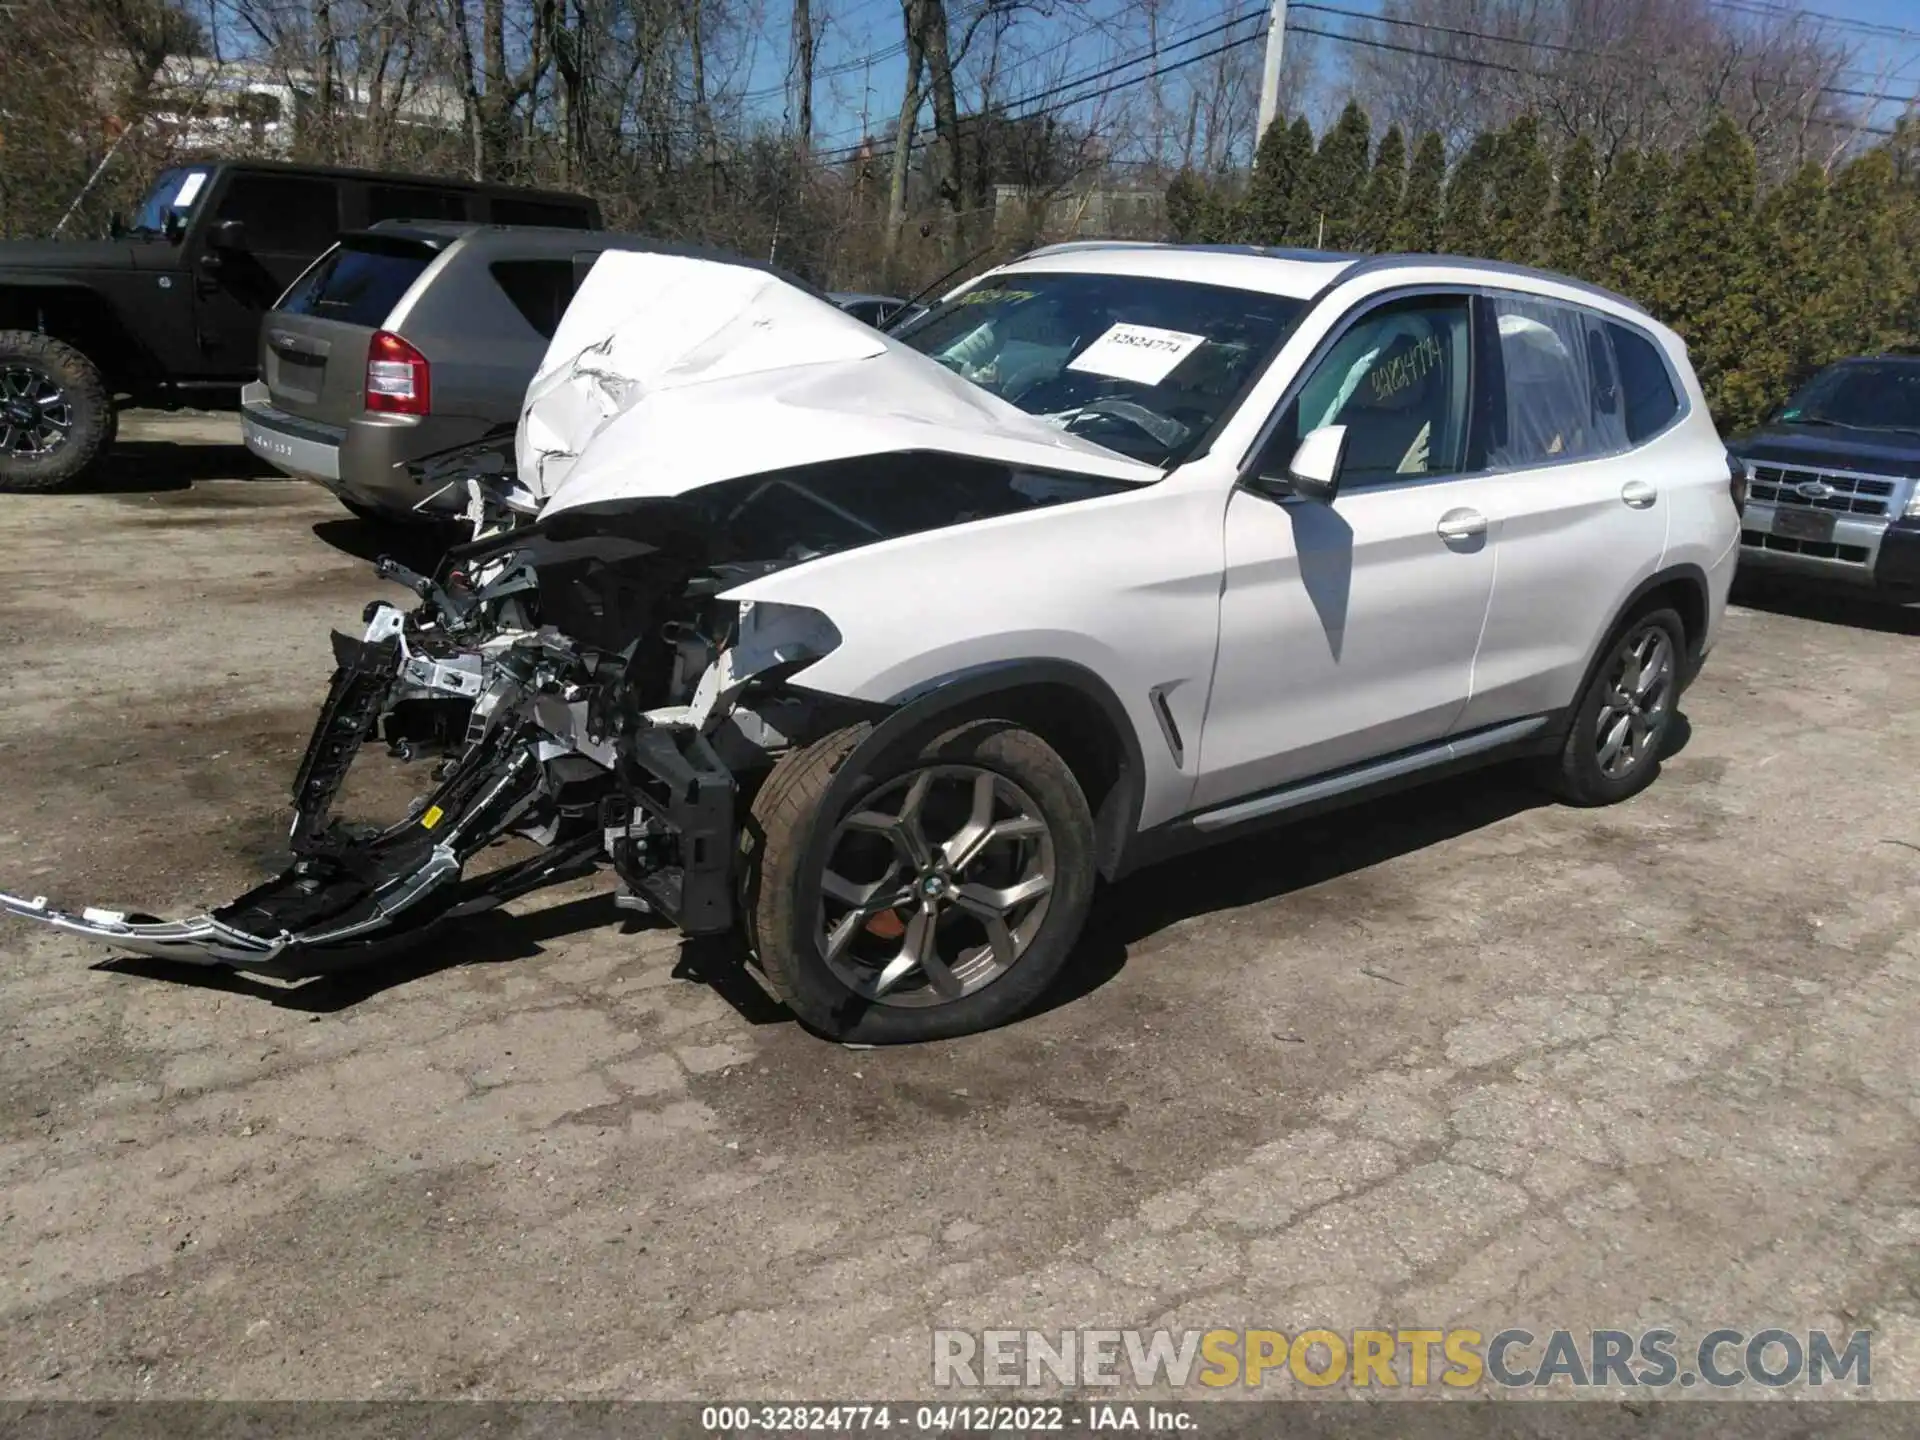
top-left (127, 166), bottom-right (214, 239)
top-left (1779, 360), bottom-right (1920, 434)
top-left (895, 272), bottom-right (1306, 467)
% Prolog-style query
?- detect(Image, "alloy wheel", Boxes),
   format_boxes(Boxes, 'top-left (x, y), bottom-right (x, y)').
top-left (0, 363), bottom-right (74, 458)
top-left (1594, 622), bottom-right (1675, 779)
top-left (816, 764), bottom-right (1055, 1008)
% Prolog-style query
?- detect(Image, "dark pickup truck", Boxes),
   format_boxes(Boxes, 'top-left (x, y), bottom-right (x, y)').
top-left (0, 159), bottom-right (598, 491)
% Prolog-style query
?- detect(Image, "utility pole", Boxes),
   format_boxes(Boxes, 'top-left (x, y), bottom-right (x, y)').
top-left (1255, 0), bottom-right (1287, 147)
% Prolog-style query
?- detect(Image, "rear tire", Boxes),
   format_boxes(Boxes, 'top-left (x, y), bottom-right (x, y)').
top-left (1549, 605), bottom-right (1685, 807)
top-left (741, 719), bottom-right (1096, 1044)
top-left (0, 331), bottom-right (115, 492)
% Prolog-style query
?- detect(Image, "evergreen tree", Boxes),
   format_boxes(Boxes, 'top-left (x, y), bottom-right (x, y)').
top-left (1164, 170), bottom-right (1207, 243)
top-left (1489, 114), bottom-right (1551, 265)
top-left (1442, 131), bottom-right (1497, 256)
top-left (1650, 116), bottom-right (1771, 431)
top-left (1393, 131), bottom-right (1446, 251)
top-left (1887, 125), bottom-right (1920, 346)
top-left (1591, 149), bottom-right (1644, 295)
top-left (1281, 116), bottom-right (1318, 244)
top-left (1814, 150), bottom-right (1904, 364)
top-left (1244, 115), bottom-right (1312, 247)
top-left (1755, 162), bottom-right (1828, 395)
top-left (1544, 134), bottom-right (1597, 276)
top-left (1303, 100), bottom-right (1371, 249)
top-left (1632, 150), bottom-right (1677, 300)
top-left (1357, 124), bottom-right (1407, 252)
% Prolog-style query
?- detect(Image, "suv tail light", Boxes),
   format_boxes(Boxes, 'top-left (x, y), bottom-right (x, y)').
top-left (365, 330), bottom-right (430, 415)
top-left (1725, 449), bottom-right (1748, 517)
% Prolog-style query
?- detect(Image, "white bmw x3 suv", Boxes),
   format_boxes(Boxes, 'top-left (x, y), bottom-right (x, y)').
top-left (4, 243), bottom-right (1742, 1045)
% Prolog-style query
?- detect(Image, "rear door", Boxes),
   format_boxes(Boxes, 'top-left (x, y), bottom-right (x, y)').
top-left (257, 233), bottom-right (443, 422)
top-left (1449, 294), bottom-right (1672, 732)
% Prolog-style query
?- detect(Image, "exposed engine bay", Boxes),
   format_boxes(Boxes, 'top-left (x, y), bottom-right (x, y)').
top-left (0, 441), bottom-right (1125, 974)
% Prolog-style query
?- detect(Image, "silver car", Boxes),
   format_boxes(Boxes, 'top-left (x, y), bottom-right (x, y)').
top-left (242, 223), bottom-right (674, 519)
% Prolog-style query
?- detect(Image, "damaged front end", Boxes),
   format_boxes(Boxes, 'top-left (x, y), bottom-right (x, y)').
top-left (0, 478), bottom-right (843, 976)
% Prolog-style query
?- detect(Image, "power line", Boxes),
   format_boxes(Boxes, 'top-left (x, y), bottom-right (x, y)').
top-left (1708, 0), bottom-right (1920, 45)
top-left (1293, 1), bottom-right (1919, 121)
top-left (812, 4), bottom-right (1265, 162)
top-left (1286, 18), bottom-right (1904, 137)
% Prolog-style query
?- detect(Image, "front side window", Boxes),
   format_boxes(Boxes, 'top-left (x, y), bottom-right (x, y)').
top-left (898, 273), bottom-right (1305, 468)
top-left (1479, 296), bottom-right (1629, 468)
top-left (1260, 293), bottom-right (1472, 487)
top-left (128, 166), bottom-right (214, 238)
top-left (1778, 360), bottom-right (1920, 435)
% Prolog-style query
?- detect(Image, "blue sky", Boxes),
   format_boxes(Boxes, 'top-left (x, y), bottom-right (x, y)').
top-left (750, 0), bottom-right (1920, 158)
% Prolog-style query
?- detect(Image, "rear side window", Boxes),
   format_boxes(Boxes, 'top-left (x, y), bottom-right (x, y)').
top-left (213, 174), bottom-right (341, 254)
top-left (491, 259), bottom-right (579, 339)
top-left (1608, 322), bottom-right (1682, 441)
top-left (366, 185), bottom-right (470, 223)
top-left (277, 242), bottom-right (434, 325)
top-left (1478, 296), bottom-right (1629, 468)
top-left (490, 197), bottom-right (592, 228)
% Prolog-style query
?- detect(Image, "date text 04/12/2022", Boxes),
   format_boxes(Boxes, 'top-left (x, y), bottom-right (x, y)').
top-left (699, 1404), bottom-right (1195, 1432)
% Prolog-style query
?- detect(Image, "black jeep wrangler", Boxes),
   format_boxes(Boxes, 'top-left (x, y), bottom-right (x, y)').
top-left (0, 159), bottom-right (599, 491)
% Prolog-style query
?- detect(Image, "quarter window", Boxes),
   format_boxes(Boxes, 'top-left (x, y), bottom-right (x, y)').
top-left (1262, 294), bottom-right (1472, 487)
top-left (490, 259), bottom-right (579, 339)
top-left (1478, 296), bottom-right (1629, 469)
top-left (1608, 322), bottom-right (1682, 442)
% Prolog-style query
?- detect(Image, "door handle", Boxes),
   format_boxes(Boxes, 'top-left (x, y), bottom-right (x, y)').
top-left (1621, 480), bottom-right (1658, 509)
top-left (1435, 508), bottom-right (1487, 543)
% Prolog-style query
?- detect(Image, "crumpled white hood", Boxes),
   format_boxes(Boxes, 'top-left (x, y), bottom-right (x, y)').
top-left (516, 251), bottom-right (1161, 515)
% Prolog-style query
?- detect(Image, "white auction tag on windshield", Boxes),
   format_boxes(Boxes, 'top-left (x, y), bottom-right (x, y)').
top-left (173, 171), bottom-right (207, 207)
top-left (1066, 323), bottom-right (1206, 385)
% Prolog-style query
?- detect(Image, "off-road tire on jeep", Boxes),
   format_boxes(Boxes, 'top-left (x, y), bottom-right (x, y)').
top-left (0, 331), bottom-right (116, 492)
top-left (741, 718), bottom-right (1097, 1044)
top-left (1549, 604), bottom-right (1686, 807)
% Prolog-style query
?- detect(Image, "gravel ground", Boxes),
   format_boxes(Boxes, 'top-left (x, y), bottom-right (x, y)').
top-left (1, 414), bottom-right (1917, 1402)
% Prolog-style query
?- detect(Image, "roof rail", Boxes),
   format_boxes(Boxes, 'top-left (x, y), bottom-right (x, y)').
top-left (1334, 252), bottom-right (1652, 316)
top-left (1016, 239), bottom-right (1169, 260)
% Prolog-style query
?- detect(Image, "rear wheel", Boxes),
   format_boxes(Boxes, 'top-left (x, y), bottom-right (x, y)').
top-left (741, 719), bottom-right (1096, 1044)
top-left (1549, 605), bottom-right (1684, 806)
top-left (0, 332), bottom-right (115, 492)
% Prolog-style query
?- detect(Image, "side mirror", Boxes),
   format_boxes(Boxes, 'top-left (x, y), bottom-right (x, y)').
top-left (108, 212), bottom-right (126, 239)
top-left (1284, 424), bottom-right (1348, 504)
top-left (206, 218), bottom-right (249, 252)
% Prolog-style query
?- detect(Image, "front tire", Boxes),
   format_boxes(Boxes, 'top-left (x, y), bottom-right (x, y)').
top-left (741, 719), bottom-right (1096, 1043)
top-left (1549, 605), bottom-right (1685, 806)
top-left (0, 332), bottom-right (115, 492)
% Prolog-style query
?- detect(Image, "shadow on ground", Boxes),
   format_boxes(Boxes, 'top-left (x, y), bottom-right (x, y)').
top-left (100, 740), bottom-right (1611, 1034)
top-left (60, 440), bottom-right (278, 495)
top-left (311, 515), bottom-right (461, 575)
top-left (1732, 573), bottom-right (1920, 637)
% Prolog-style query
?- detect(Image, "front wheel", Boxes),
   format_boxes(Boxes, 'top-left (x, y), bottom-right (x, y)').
top-left (741, 719), bottom-right (1097, 1043)
top-left (0, 332), bottom-right (116, 492)
top-left (1549, 605), bottom-right (1685, 806)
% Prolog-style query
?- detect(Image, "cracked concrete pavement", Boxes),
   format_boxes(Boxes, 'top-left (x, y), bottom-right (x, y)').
top-left (1, 415), bottom-right (1918, 1400)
